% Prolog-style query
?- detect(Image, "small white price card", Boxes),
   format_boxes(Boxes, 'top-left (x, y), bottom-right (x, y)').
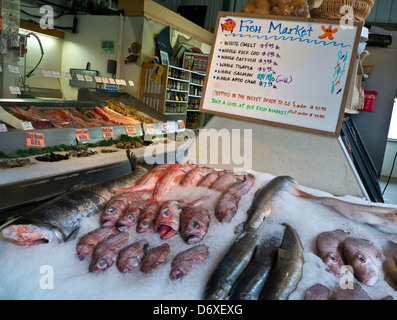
top-left (9, 86), bottom-right (21, 95)
top-left (108, 78), bottom-right (116, 84)
top-left (42, 69), bottom-right (52, 77)
top-left (95, 76), bottom-right (103, 83)
top-left (102, 77), bottom-right (109, 83)
top-left (128, 80), bottom-right (135, 86)
top-left (22, 122), bottom-right (34, 130)
top-left (63, 72), bottom-right (72, 79)
top-left (76, 74), bottom-right (85, 81)
top-left (8, 65), bottom-right (19, 73)
top-left (52, 70), bottom-right (61, 78)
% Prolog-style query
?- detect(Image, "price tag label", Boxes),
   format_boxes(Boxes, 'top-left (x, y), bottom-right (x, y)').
top-left (108, 78), bottom-right (116, 84)
top-left (102, 77), bottom-right (109, 83)
top-left (42, 69), bottom-right (52, 77)
top-left (22, 122), bottom-right (34, 130)
top-left (75, 129), bottom-right (90, 141)
top-left (85, 75), bottom-right (93, 82)
top-left (128, 80), bottom-right (135, 86)
top-left (145, 124), bottom-right (155, 135)
top-left (177, 120), bottom-right (185, 129)
top-left (161, 123), bottom-right (169, 133)
top-left (63, 72), bottom-right (72, 79)
top-left (76, 74), bottom-right (85, 81)
top-left (8, 65), bottom-right (19, 73)
top-left (101, 127), bottom-right (114, 139)
top-left (125, 125), bottom-right (137, 137)
top-left (26, 132), bottom-right (45, 147)
top-left (95, 76), bottom-right (103, 83)
top-left (0, 123), bottom-right (7, 132)
top-left (9, 86), bottom-right (21, 95)
top-left (52, 70), bottom-right (61, 78)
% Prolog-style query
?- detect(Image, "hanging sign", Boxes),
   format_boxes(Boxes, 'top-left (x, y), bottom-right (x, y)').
top-left (125, 125), bottom-right (137, 137)
top-left (200, 13), bottom-right (362, 136)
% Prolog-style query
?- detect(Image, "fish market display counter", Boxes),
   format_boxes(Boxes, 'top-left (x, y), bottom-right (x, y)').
top-left (0, 98), bottom-right (192, 219)
top-left (0, 168), bottom-right (397, 300)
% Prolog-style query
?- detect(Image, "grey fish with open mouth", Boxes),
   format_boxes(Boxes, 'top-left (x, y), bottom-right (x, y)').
top-left (1, 153), bottom-right (151, 246)
top-left (259, 223), bottom-right (304, 300)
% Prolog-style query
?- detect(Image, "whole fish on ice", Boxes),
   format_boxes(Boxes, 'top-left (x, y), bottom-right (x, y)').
top-left (76, 226), bottom-right (120, 260)
top-left (101, 192), bottom-right (151, 227)
top-left (229, 237), bottom-right (279, 300)
top-left (154, 198), bottom-right (205, 240)
top-left (204, 232), bottom-right (258, 300)
top-left (136, 201), bottom-right (161, 233)
top-left (140, 243), bottom-right (170, 273)
top-left (243, 176), bottom-right (296, 236)
top-left (180, 166), bottom-right (215, 187)
top-left (180, 205), bottom-right (211, 244)
top-left (343, 237), bottom-right (383, 286)
top-left (259, 223), bottom-right (304, 300)
top-left (169, 244), bottom-right (209, 280)
top-left (117, 200), bottom-right (150, 231)
top-left (292, 187), bottom-right (397, 235)
top-left (117, 239), bottom-right (149, 273)
top-left (89, 231), bottom-right (129, 273)
top-left (215, 173), bottom-right (255, 223)
top-left (1, 155), bottom-right (150, 246)
top-left (316, 229), bottom-right (350, 276)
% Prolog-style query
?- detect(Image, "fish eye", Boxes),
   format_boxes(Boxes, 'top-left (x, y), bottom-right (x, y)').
top-left (106, 207), bottom-right (116, 214)
top-left (191, 221), bottom-right (200, 229)
top-left (97, 258), bottom-right (109, 268)
top-left (356, 254), bottom-right (367, 264)
top-left (163, 210), bottom-right (170, 217)
top-left (141, 221), bottom-right (148, 228)
top-left (128, 214), bottom-right (134, 220)
top-left (328, 253), bottom-right (337, 262)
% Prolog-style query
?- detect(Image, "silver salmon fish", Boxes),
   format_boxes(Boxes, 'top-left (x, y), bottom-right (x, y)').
top-left (243, 176), bottom-right (296, 236)
top-left (204, 232), bottom-right (258, 300)
top-left (1, 158), bottom-right (149, 246)
top-left (292, 187), bottom-right (397, 235)
top-left (259, 223), bottom-right (304, 300)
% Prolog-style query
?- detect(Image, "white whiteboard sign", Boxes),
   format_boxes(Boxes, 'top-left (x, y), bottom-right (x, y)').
top-left (200, 13), bottom-right (362, 136)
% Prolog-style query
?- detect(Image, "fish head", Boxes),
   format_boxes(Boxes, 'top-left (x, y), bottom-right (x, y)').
top-left (349, 252), bottom-right (380, 286)
top-left (205, 286), bottom-right (228, 300)
top-left (344, 237), bottom-right (383, 286)
top-left (101, 205), bottom-right (123, 227)
top-left (137, 219), bottom-right (151, 233)
top-left (323, 252), bottom-right (346, 276)
top-left (90, 257), bottom-right (110, 273)
top-left (183, 218), bottom-right (207, 244)
top-left (76, 242), bottom-right (93, 259)
top-left (1, 224), bottom-right (60, 246)
top-left (117, 211), bottom-right (139, 231)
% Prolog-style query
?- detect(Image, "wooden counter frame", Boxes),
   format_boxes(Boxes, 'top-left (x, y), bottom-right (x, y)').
top-left (199, 12), bottom-right (363, 137)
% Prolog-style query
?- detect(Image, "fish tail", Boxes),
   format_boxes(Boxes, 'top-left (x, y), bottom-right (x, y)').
top-left (290, 186), bottom-right (320, 200)
top-left (221, 24), bottom-right (224, 32)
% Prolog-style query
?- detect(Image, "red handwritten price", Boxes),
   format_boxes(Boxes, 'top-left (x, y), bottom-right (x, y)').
top-left (125, 125), bottom-right (137, 137)
top-left (102, 127), bottom-right (114, 139)
top-left (145, 124), bottom-right (155, 135)
top-left (75, 129), bottom-right (90, 141)
top-left (26, 132), bottom-right (45, 147)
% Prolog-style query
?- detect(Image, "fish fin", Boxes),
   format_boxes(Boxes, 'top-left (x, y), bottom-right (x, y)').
top-left (143, 243), bottom-right (150, 255)
top-left (290, 186), bottom-right (320, 200)
top-left (126, 149), bottom-right (137, 171)
top-left (65, 227), bottom-right (79, 242)
top-left (234, 222), bottom-right (245, 235)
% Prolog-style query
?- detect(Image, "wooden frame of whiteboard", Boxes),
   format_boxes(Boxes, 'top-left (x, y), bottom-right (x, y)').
top-left (199, 12), bottom-right (363, 137)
